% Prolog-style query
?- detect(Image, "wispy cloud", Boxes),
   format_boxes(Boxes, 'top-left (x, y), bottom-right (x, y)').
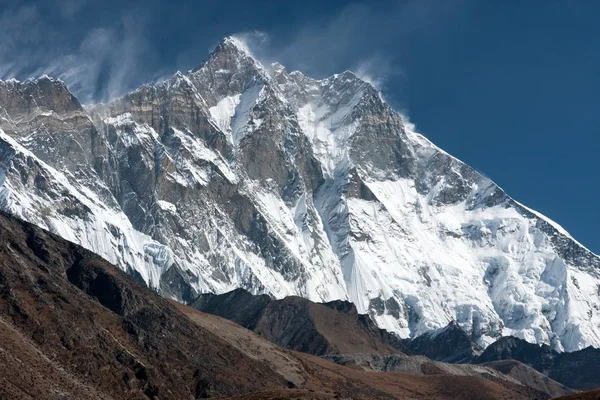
top-left (228, 25), bottom-right (400, 97)
top-left (36, 20), bottom-right (151, 103)
top-left (229, 31), bottom-right (270, 59)
top-left (0, 0), bottom-right (470, 105)
top-left (0, 4), bottom-right (44, 78)
top-left (228, 0), bottom-right (469, 105)
top-left (354, 56), bottom-right (402, 93)
top-left (0, 0), bottom-right (161, 103)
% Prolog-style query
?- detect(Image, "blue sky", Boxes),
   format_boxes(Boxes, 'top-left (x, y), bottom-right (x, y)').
top-left (1, 0), bottom-right (599, 253)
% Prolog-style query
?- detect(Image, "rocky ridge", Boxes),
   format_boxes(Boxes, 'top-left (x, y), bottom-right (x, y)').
top-left (194, 287), bottom-right (598, 393)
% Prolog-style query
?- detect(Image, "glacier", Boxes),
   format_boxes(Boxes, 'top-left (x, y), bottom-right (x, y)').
top-left (0, 37), bottom-right (599, 352)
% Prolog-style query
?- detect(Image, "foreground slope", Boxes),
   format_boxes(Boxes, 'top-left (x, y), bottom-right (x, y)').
top-left (178, 302), bottom-right (560, 400)
top-left (1, 37), bottom-right (600, 351)
top-left (0, 211), bottom-right (553, 399)
top-left (555, 389), bottom-right (600, 400)
top-left (0, 212), bottom-right (291, 399)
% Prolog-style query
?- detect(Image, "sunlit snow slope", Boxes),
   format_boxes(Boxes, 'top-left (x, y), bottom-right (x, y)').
top-left (1, 37), bottom-right (599, 352)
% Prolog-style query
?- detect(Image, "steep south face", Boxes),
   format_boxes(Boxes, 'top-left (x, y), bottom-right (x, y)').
top-left (85, 39), bottom-right (348, 302)
top-left (1, 37), bottom-right (599, 352)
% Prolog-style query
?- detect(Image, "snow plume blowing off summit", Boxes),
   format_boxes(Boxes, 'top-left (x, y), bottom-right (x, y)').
top-left (0, 36), bottom-right (599, 353)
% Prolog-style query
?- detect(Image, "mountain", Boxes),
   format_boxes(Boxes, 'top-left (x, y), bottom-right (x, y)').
top-left (401, 324), bottom-right (600, 390)
top-left (478, 336), bottom-right (558, 371)
top-left (1, 36), bottom-right (600, 352)
top-left (0, 210), bottom-right (557, 400)
top-left (0, 210), bottom-right (289, 399)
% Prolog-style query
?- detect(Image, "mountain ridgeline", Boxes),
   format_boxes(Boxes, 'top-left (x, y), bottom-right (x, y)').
top-left (1, 37), bottom-right (600, 353)
top-left (193, 288), bottom-right (600, 392)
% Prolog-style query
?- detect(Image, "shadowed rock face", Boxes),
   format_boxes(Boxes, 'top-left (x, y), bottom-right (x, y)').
top-left (0, 77), bottom-right (106, 171)
top-left (478, 336), bottom-right (558, 371)
top-left (477, 336), bottom-right (600, 391)
top-left (400, 321), bottom-right (484, 363)
top-left (550, 347), bottom-right (600, 391)
top-left (90, 73), bottom-right (232, 159)
top-left (192, 288), bottom-right (407, 356)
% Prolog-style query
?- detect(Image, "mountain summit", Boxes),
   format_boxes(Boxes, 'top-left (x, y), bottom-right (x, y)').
top-left (1, 37), bottom-right (599, 352)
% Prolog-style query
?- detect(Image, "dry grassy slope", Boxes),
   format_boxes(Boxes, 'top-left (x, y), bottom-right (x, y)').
top-left (323, 353), bottom-right (572, 399)
top-left (483, 360), bottom-right (573, 398)
top-left (0, 211), bottom-right (290, 399)
top-left (305, 300), bottom-right (401, 355)
top-left (554, 389), bottom-right (600, 400)
top-left (192, 289), bottom-right (575, 399)
top-left (177, 304), bottom-right (555, 400)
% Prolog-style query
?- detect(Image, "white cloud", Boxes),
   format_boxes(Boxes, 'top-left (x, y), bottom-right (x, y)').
top-left (398, 111), bottom-right (417, 133)
top-left (0, 1), bottom-right (157, 103)
top-left (229, 31), bottom-right (270, 59)
top-left (1, 0), bottom-right (469, 105)
top-left (225, 1), bottom-right (467, 106)
top-left (353, 56), bottom-right (403, 93)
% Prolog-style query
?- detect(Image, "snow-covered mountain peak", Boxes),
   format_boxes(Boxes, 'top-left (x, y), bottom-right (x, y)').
top-left (1, 74), bottom-right (64, 87)
top-left (0, 75), bottom-right (82, 112)
top-left (220, 36), bottom-right (255, 57)
top-left (1, 37), bottom-right (599, 353)
top-left (270, 61), bottom-right (286, 73)
top-left (192, 36), bottom-right (267, 78)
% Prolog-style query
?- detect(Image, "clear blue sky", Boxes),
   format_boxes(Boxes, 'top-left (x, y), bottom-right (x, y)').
top-left (1, 0), bottom-right (598, 253)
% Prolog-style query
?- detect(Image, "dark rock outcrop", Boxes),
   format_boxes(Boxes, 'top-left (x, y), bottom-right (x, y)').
top-left (477, 336), bottom-right (600, 391)
top-left (401, 321), bottom-right (483, 363)
top-left (192, 288), bottom-right (407, 356)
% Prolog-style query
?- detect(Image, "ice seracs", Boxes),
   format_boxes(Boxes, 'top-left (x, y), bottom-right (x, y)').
top-left (1, 38), bottom-right (599, 352)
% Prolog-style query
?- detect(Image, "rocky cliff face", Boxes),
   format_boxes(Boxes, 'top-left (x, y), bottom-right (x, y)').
top-left (1, 37), bottom-right (599, 352)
